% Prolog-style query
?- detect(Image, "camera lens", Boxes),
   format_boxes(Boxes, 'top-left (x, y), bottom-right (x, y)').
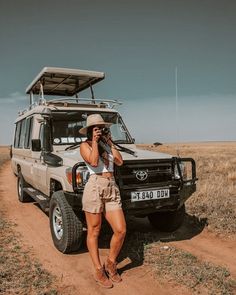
top-left (102, 127), bottom-right (110, 135)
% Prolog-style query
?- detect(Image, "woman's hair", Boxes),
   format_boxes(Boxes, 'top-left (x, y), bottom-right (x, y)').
top-left (87, 126), bottom-right (93, 141)
top-left (86, 125), bottom-right (107, 157)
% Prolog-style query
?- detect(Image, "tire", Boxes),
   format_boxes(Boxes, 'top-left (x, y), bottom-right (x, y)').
top-left (148, 204), bottom-right (186, 232)
top-left (49, 190), bottom-right (83, 253)
top-left (17, 172), bottom-right (32, 202)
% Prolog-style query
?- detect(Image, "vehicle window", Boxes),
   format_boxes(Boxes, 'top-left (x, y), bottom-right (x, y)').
top-left (18, 119), bottom-right (27, 148)
top-left (52, 120), bottom-right (83, 145)
top-left (38, 121), bottom-right (52, 151)
top-left (51, 111), bottom-right (132, 145)
top-left (14, 121), bottom-right (22, 148)
top-left (109, 116), bottom-right (129, 143)
top-left (24, 117), bottom-right (33, 149)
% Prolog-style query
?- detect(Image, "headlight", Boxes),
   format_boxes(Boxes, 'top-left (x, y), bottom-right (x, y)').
top-left (174, 162), bottom-right (186, 180)
top-left (66, 167), bottom-right (89, 187)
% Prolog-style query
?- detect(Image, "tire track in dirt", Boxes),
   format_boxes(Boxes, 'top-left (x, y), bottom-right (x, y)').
top-left (170, 231), bottom-right (236, 278)
top-left (0, 161), bottom-right (190, 295)
top-left (132, 206), bottom-right (236, 279)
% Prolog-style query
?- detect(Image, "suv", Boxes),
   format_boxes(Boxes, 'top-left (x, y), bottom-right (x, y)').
top-left (11, 67), bottom-right (197, 253)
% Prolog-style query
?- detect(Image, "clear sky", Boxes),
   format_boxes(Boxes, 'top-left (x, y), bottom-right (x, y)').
top-left (0, 0), bottom-right (236, 144)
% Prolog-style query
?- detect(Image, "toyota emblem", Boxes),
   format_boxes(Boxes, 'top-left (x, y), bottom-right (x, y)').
top-left (135, 170), bottom-right (148, 181)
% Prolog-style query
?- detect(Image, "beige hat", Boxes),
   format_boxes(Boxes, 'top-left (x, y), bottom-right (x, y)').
top-left (79, 114), bottom-right (113, 135)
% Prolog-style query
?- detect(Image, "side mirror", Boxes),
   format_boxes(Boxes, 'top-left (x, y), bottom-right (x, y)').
top-left (132, 138), bottom-right (135, 143)
top-left (31, 139), bottom-right (41, 151)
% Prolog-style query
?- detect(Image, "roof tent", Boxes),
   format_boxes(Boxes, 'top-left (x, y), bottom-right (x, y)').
top-left (25, 67), bottom-right (105, 96)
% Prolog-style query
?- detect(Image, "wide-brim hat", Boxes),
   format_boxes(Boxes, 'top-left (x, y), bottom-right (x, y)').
top-left (79, 114), bottom-right (113, 135)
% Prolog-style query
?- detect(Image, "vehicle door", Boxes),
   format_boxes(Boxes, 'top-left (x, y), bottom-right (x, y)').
top-left (32, 122), bottom-right (48, 194)
top-left (21, 116), bottom-right (34, 184)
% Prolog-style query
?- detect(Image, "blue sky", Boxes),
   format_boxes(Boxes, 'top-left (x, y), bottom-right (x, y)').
top-left (0, 0), bottom-right (236, 144)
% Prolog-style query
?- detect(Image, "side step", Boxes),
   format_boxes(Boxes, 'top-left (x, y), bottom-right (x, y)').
top-left (24, 187), bottom-right (50, 212)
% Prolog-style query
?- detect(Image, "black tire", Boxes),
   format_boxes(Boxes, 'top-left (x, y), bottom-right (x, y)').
top-left (49, 190), bottom-right (83, 253)
top-left (17, 172), bottom-right (32, 202)
top-left (148, 204), bottom-right (186, 232)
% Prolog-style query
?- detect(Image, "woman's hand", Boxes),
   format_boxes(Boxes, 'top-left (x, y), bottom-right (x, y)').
top-left (92, 127), bottom-right (102, 142)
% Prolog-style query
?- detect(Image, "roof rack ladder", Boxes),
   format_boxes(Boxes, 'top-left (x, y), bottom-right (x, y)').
top-left (30, 91), bottom-right (34, 106)
top-left (39, 82), bottom-right (46, 105)
top-left (90, 83), bottom-right (95, 104)
top-left (75, 79), bottom-right (79, 103)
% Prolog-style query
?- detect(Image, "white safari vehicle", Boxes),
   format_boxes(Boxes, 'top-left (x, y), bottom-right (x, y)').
top-left (11, 67), bottom-right (197, 253)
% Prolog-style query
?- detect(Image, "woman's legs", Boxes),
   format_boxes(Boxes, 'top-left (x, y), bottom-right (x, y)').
top-left (104, 209), bottom-right (126, 262)
top-left (85, 211), bottom-right (113, 288)
top-left (85, 212), bottom-right (102, 269)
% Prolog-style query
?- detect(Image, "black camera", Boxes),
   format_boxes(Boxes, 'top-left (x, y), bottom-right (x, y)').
top-left (101, 127), bottom-right (110, 136)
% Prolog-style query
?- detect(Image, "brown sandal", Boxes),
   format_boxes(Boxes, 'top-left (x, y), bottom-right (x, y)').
top-left (105, 258), bottom-right (122, 283)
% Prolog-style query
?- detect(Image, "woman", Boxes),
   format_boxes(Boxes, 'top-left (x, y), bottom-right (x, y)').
top-left (79, 114), bottom-right (126, 289)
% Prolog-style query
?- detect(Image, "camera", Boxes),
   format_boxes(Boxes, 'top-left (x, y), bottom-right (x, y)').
top-left (101, 127), bottom-right (110, 136)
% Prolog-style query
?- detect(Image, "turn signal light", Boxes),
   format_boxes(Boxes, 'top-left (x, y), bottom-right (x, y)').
top-left (66, 167), bottom-right (88, 186)
top-left (66, 168), bottom-right (82, 185)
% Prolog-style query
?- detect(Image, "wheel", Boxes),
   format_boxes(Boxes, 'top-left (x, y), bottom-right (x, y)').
top-left (17, 172), bottom-right (32, 202)
top-left (49, 190), bottom-right (83, 253)
top-left (148, 204), bottom-right (186, 232)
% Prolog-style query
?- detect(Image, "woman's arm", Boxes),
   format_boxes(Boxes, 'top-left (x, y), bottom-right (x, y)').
top-left (80, 127), bottom-right (101, 167)
top-left (104, 133), bottom-right (123, 166)
top-left (110, 144), bottom-right (123, 166)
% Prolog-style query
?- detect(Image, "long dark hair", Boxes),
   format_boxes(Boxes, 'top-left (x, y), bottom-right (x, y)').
top-left (86, 125), bottom-right (107, 157)
top-left (87, 126), bottom-right (93, 141)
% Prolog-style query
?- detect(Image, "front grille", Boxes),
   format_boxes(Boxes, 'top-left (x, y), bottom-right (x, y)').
top-left (115, 159), bottom-right (174, 187)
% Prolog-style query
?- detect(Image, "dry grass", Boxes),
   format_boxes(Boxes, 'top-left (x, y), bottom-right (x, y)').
top-left (0, 147), bottom-right (59, 295)
top-left (0, 213), bottom-right (59, 295)
top-left (0, 146), bottom-right (11, 164)
top-left (1, 143), bottom-right (236, 293)
top-left (138, 142), bottom-right (236, 236)
top-left (145, 244), bottom-right (236, 295)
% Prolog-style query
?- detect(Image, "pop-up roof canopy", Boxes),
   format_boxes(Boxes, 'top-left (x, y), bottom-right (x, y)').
top-left (25, 67), bottom-right (105, 96)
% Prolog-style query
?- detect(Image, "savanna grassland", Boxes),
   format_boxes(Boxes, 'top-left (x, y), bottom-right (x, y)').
top-left (1, 143), bottom-right (236, 295)
top-left (138, 142), bottom-right (236, 236)
top-left (137, 142), bottom-right (236, 294)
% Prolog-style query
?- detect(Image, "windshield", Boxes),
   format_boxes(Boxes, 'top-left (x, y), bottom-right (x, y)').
top-left (51, 110), bottom-right (133, 145)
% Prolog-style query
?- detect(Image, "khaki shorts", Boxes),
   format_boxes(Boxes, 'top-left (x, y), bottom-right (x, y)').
top-left (82, 174), bottom-right (122, 213)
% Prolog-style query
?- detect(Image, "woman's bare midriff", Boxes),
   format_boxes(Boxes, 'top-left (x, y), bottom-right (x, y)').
top-left (95, 172), bottom-right (114, 178)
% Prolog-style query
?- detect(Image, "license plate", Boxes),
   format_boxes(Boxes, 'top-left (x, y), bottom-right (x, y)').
top-left (131, 189), bottom-right (170, 202)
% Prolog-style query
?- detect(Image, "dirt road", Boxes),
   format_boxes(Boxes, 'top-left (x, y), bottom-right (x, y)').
top-left (1, 160), bottom-right (235, 294)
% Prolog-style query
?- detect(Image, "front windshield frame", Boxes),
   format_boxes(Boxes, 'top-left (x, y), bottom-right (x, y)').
top-left (50, 110), bottom-right (133, 146)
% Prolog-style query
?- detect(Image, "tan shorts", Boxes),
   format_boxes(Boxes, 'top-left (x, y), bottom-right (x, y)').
top-left (82, 174), bottom-right (122, 213)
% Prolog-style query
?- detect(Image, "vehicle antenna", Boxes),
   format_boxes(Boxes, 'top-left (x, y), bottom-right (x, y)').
top-left (175, 66), bottom-right (180, 157)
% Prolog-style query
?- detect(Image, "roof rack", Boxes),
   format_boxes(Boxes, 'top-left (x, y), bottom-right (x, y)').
top-left (26, 67), bottom-right (105, 96)
top-left (22, 67), bottom-right (121, 114)
top-left (46, 97), bottom-right (122, 109)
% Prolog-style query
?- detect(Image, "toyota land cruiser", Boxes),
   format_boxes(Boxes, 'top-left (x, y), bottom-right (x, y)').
top-left (11, 67), bottom-right (197, 253)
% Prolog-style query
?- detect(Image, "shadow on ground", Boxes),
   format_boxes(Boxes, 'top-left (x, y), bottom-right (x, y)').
top-left (33, 201), bottom-right (207, 267)
top-left (99, 213), bottom-right (207, 273)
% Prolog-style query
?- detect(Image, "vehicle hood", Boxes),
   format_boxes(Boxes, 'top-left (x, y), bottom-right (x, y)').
top-left (53, 144), bottom-right (172, 167)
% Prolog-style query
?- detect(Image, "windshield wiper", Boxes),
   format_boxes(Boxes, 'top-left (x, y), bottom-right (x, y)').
top-left (65, 142), bottom-right (82, 151)
top-left (113, 140), bottom-right (130, 144)
top-left (111, 140), bottom-right (137, 157)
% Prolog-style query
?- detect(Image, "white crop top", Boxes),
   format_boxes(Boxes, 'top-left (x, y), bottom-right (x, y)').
top-left (85, 143), bottom-right (114, 175)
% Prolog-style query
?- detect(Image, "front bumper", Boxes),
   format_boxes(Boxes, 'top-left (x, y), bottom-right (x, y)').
top-left (65, 182), bottom-right (196, 217)
top-left (70, 157), bottom-right (197, 216)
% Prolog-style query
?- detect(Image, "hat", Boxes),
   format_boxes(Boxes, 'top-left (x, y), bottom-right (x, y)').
top-left (79, 114), bottom-right (113, 135)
